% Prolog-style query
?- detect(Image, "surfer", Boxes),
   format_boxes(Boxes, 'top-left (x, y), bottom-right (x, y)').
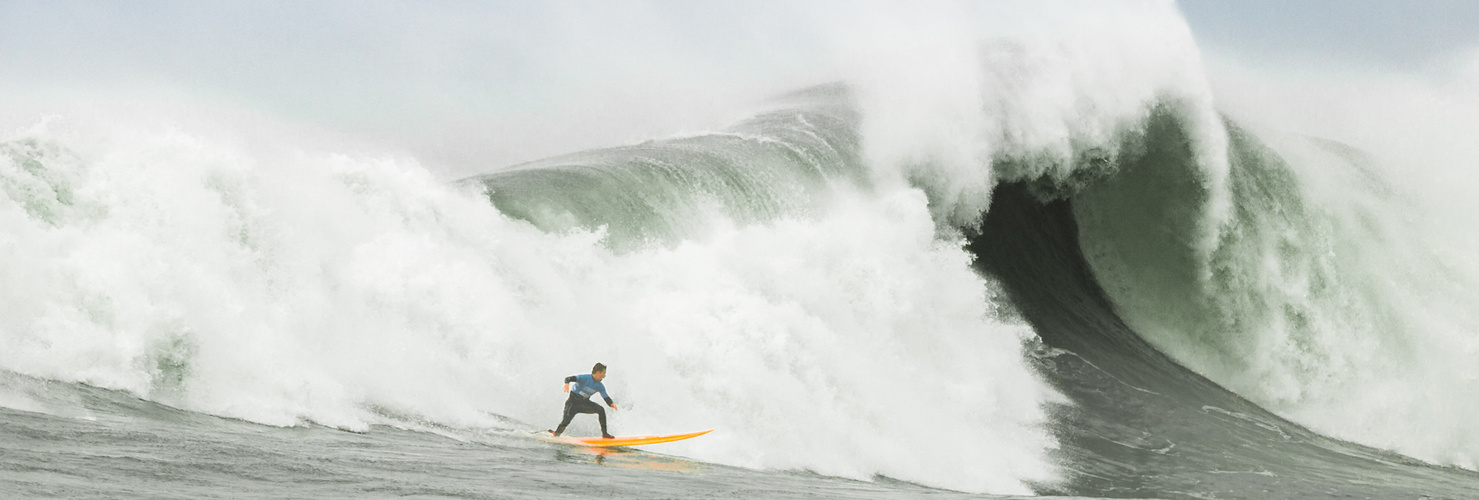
top-left (550, 363), bottom-right (618, 439)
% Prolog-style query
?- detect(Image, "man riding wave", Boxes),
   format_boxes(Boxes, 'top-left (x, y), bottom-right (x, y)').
top-left (549, 362), bottom-right (618, 439)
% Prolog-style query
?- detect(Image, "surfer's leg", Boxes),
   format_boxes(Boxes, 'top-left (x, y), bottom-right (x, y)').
top-left (553, 398), bottom-right (580, 436)
top-left (594, 405), bottom-right (610, 438)
top-left (569, 397), bottom-right (611, 438)
top-left (553, 412), bottom-right (575, 436)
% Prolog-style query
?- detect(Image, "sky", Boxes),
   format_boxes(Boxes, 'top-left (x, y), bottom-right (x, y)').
top-left (1, 1), bottom-right (1476, 176)
top-left (1178, 0), bottom-right (1479, 73)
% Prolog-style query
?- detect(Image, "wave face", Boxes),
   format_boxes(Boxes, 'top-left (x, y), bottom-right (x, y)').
top-left (970, 132), bottom-right (1479, 498)
top-left (1065, 109), bottom-right (1479, 472)
top-left (465, 85), bottom-right (870, 248)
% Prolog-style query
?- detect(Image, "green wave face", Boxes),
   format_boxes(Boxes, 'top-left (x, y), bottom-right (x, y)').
top-left (465, 87), bottom-right (868, 250)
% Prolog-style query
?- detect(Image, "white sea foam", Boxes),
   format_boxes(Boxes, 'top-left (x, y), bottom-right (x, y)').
top-left (0, 116), bottom-right (1058, 493)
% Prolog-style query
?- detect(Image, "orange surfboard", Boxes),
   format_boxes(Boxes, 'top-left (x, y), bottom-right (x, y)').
top-left (543, 429), bottom-right (713, 448)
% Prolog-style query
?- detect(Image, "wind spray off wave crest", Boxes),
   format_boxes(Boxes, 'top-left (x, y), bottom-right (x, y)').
top-left (845, 0), bottom-right (1230, 237)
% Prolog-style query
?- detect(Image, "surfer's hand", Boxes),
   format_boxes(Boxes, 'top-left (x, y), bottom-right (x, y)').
top-left (610, 404), bottom-right (618, 411)
top-left (562, 383), bottom-right (570, 393)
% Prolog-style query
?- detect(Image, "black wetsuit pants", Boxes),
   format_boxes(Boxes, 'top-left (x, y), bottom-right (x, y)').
top-left (554, 394), bottom-right (608, 436)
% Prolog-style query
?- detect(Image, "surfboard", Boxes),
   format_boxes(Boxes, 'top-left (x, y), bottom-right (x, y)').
top-left (541, 429), bottom-right (713, 448)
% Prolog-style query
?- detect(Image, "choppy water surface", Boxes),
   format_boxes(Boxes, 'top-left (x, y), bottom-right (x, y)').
top-left (1, 378), bottom-right (1037, 499)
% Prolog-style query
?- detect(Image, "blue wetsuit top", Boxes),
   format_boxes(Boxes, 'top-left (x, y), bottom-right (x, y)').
top-left (565, 374), bottom-right (614, 406)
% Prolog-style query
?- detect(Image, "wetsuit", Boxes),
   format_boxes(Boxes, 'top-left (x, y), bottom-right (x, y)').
top-left (553, 373), bottom-right (614, 437)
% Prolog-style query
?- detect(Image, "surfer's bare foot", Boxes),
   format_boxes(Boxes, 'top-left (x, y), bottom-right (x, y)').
top-left (602, 433), bottom-right (615, 439)
top-left (548, 429), bottom-right (560, 436)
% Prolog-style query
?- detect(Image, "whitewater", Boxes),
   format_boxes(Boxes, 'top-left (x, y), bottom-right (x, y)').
top-left (4, 1), bottom-right (1479, 498)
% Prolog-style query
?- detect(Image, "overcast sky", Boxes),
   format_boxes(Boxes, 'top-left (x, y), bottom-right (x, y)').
top-left (2, 1), bottom-right (1475, 175)
top-left (1179, 0), bottom-right (1479, 73)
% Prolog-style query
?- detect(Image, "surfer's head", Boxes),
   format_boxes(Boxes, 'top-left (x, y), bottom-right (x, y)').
top-left (592, 362), bottom-right (607, 381)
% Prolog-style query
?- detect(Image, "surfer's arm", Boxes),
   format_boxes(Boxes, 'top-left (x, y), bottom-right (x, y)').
top-left (600, 387), bottom-right (615, 408)
top-left (563, 375), bottom-right (578, 392)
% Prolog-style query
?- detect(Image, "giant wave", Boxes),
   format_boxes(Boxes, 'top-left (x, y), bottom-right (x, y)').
top-left (3, 2), bottom-right (1479, 498)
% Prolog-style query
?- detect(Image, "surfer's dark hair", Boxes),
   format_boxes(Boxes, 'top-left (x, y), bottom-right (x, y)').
top-left (592, 363), bottom-right (607, 373)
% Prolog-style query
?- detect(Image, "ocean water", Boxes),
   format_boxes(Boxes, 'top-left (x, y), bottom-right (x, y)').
top-left (4, 2), bottom-right (1479, 499)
